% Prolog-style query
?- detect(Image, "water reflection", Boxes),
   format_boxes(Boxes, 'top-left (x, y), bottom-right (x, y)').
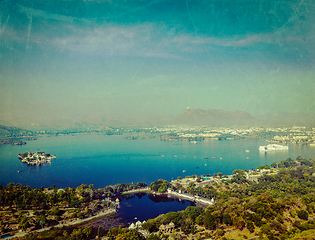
top-left (114, 193), bottom-right (195, 225)
top-left (80, 193), bottom-right (195, 233)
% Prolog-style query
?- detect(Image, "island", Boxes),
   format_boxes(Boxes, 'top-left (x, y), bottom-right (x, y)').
top-left (18, 151), bottom-right (56, 166)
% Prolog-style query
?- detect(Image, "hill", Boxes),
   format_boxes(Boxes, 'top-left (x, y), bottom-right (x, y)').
top-left (173, 108), bottom-right (256, 125)
top-left (0, 125), bottom-right (33, 140)
top-left (173, 108), bottom-right (315, 126)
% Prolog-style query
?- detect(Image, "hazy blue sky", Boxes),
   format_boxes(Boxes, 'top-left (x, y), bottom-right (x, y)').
top-left (1, 0), bottom-right (314, 123)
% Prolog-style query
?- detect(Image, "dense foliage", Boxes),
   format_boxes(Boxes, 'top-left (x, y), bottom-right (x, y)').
top-left (0, 182), bottom-right (147, 235)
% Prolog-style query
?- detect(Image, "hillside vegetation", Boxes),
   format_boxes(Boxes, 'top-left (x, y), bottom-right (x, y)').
top-left (2, 157), bottom-right (315, 240)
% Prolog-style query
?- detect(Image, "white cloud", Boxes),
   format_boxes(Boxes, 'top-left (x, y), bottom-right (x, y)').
top-left (41, 22), bottom-right (315, 59)
top-left (48, 24), bottom-right (182, 58)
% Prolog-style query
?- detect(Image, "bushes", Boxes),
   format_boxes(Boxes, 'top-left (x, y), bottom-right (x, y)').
top-left (297, 210), bottom-right (309, 220)
top-left (222, 213), bottom-right (232, 226)
top-left (246, 220), bottom-right (255, 233)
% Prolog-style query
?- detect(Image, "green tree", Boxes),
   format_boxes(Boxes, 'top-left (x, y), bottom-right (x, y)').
top-left (204, 212), bottom-right (216, 230)
top-left (246, 220), bottom-right (255, 233)
top-left (35, 214), bottom-right (46, 228)
top-left (82, 226), bottom-right (92, 239)
top-left (147, 234), bottom-right (160, 240)
top-left (232, 169), bottom-right (246, 176)
top-left (158, 182), bottom-right (168, 193)
top-left (51, 206), bottom-right (60, 216)
top-left (270, 162), bottom-right (277, 168)
top-left (98, 226), bottom-right (102, 239)
top-left (116, 229), bottom-right (144, 240)
top-left (19, 216), bottom-right (30, 232)
top-left (223, 213), bottom-right (232, 226)
top-left (297, 210), bottom-right (309, 220)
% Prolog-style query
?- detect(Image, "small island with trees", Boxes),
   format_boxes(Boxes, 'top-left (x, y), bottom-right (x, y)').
top-left (18, 152), bottom-right (56, 166)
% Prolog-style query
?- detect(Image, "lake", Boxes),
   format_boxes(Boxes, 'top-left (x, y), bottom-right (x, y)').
top-left (78, 192), bottom-right (195, 234)
top-left (1, 134), bottom-right (314, 189)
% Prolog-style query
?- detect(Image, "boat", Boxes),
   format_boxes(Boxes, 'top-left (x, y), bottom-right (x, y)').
top-left (205, 157), bottom-right (208, 159)
top-left (212, 157), bottom-right (215, 159)
top-left (205, 164), bottom-right (207, 166)
top-left (161, 155), bottom-right (164, 157)
top-left (174, 155), bottom-right (177, 158)
top-left (219, 158), bottom-right (222, 160)
top-left (245, 149), bottom-right (250, 153)
top-left (259, 144), bottom-right (288, 152)
top-left (183, 170), bottom-right (186, 173)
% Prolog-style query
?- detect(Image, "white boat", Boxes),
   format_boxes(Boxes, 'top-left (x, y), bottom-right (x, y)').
top-left (259, 144), bottom-right (288, 152)
top-left (245, 149), bottom-right (249, 153)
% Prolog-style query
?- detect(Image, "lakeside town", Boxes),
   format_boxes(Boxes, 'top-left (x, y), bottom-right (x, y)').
top-left (2, 122), bottom-right (315, 148)
top-left (35, 125), bottom-right (315, 147)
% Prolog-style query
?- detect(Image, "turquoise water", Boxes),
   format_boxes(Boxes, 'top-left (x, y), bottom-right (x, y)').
top-left (1, 134), bottom-right (314, 189)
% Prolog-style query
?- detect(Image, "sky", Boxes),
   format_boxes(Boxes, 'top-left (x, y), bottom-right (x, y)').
top-left (0, 0), bottom-right (315, 125)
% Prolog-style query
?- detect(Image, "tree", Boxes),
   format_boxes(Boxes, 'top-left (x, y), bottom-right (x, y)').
top-left (135, 182), bottom-right (147, 188)
top-left (158, 182), bottom-right (168, 193)
top-left (98, 226), bottom-right (102, 239)
top-left (260, 223), bottom-right (271, 235)
top-left (264, 164), bottom-right (270, 169)
top-left (36, 214), bottom-right (46, 228)
top-left (204, 212), bottom-right (216, 230)
top-left (223, 213), bottom-right (232, 226)
top-left (246, 220), bottom-right (255, 233)
top-left (116, 229), bottom-right (144, 240)
top-left (217, 172), bottom-right (223, 178)
top-left (270, 162), bottom-right (277, 168)
top-left (19, 216), bottom-right (30, 232)
top-left (82, 226), bottom-right (92, 239)
top-left (51, 206), bottom-right (60, 216)
top-left (233, 169), bottom-right (246, 176)
top-left (234, 216), bottom-right (245, 230)
top-left (297, 210), bottom-right (309, 220)
top-left (147, 234), bottom-right (160, 240)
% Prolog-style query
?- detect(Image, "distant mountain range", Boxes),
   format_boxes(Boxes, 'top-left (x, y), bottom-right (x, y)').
top-left (1, 108), bottom-right (314, 131)
top-left (173, 108), bottom-right (255, 125)
top-left (172, 108), bottom-right (315, 126)
top-left (0, 125), bottom-right (33, 139)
